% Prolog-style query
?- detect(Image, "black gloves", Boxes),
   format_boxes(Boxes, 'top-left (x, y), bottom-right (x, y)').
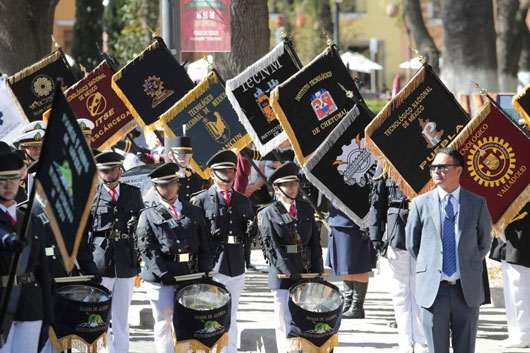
top-left (90, 273), bottom-right (102, 284)
top-left (160, 273), bottom-right (177, 286)
top-left (2, 233), bottom-right (25, 253)
top-left (372, 241), bottom-right (383, 251)
top-left (290, 273), bottom-right (302, 282)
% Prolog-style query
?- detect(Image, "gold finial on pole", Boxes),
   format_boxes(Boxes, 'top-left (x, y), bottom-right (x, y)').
top-left (51, 35), bottom-right (60, 50)
top-left (203, 55), bottom-right (214, 70)
top-left (281, 31), bottom-right (288, 40)
top-left (79, 64), bottom-right (88, 76)
top-left (410, 47), bottom-right (426, 64)
top-left (325, 31), bottom-right (334, 47)
top-left (471, 81), bottom-right (489, 96)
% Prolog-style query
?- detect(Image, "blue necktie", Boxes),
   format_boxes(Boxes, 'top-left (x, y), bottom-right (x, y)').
top-left (442, 194), bottom-right (457, 276)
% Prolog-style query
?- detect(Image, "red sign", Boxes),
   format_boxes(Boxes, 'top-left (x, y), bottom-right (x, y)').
top-left (180, 0), bottom-right (231, 52)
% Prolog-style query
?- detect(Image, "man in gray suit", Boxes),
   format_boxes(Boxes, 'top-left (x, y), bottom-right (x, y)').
top-left (406, 147), bottom-right (492, 353)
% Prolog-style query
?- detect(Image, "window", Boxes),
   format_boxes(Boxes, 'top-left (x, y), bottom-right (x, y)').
top-left (63, 29), bottom-right (74, 53)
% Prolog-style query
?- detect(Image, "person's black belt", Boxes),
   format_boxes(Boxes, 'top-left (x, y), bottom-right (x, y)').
top-left (162, 253), bottom-right (193, 263)
top-left (281, 244), bottom-right (307, 254)
top-left (0, 272), bottom-right (36, 287)
top-left (223, 235), bottom-right (243, 244)
top-left (388, 202), bottom-right (407, 209)
top-left (92, 230), bottom-right (130, 240)
top-left (441, 279), bottom-right (460, 286)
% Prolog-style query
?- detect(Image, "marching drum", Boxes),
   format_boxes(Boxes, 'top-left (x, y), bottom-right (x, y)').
top-left (50, 283), bottom-right (111, 353)
top-left (173, 279), bottom-right (232, 353)
top-left (287, 279), bottom-right (343, 353)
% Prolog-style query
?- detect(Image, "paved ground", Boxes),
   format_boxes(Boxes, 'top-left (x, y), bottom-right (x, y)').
top-left (127, 249), bottom-right (524, 353)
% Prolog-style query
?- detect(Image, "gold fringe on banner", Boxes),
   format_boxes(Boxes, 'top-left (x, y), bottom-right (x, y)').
top-left (111, 39), bottom-right (162, 132)
top-left (364, 66), bottom-right (427, 200)
top-left (49, 327), bottom-right (106, 353)
top-left (174, 332), bottom-right (229, 353)
top-left (513, 84), bottom-right (530, 126)
top-left (286, 334), bottom-right (339, 353)
top-left (8, 51), bottom-right (62, 84)
top-left (448, 100), bottom-right (530, 236)
top-left (98, 119), bottom-right (138, 151)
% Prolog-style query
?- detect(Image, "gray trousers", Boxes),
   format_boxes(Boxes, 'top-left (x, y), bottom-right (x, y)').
top-left (421, 281), bottom-right (479, 353)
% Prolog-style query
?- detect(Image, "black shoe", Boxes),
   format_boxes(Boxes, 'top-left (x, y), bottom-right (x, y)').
top-left (246, 263), bottom-right (257, 271)
top-left (388, 320), bottom-right (398, 328)
top-left (342, 280), bottom-right (354, 313)
top-left (343, 281), bottom-right (367, 319)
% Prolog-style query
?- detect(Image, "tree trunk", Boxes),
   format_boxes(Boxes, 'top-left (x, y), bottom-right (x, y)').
top-left (496, 0), bottom-right (526, 91)
top-left (0, 0), bottom-right (59, 75)
top-left (440, 0), bottom-right (498, 101)
top-left (212, 0), bottom-right (270, 80)
top-left (403, 0), bottom-right (440, 73)
top-left (518, 10), bottom-right (530, 86)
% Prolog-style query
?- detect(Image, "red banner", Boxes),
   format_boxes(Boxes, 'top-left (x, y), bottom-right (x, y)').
top-left (64, 61), bottom-right (137, 149)
top-left (450, 101), bottom-right (530, 235)
top-left (180, 0), bottom-right (231, 52)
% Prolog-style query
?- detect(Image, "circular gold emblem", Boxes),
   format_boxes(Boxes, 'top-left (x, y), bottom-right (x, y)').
top-left (467, 136), bottom-right (516, 187)
top-left (32, 75), bottom-right (54, 97)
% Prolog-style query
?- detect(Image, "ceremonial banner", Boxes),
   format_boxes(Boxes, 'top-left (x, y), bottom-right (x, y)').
top-left (62, 61), bottom-right (137, 149)
top-left (34, 83), bottom-right (98, 272)
top-left (111, 38), bottom-right (195, 131)
top-left (513, 84), bottom-right (530, 125)
top-left (0, 74), bottom-right (27, 144)
top-left (180, 0), bottom-right (231, 52)
top-left (449, 101), bottom-right (530, 235)
top-left (270, 45), bottom-right (363, 165)
top-left (304, 105), bottom-right (377, 227)
top-left (120, 163), bottom-right (163, 208)
top-left (8, 50), bottom-right (76, 121)
top-left (365, 65), bottom-right (469, 199)
top-left (160, 70), bottom-right (251, 179)
top-left (226, 40), bottom-right (301, 156)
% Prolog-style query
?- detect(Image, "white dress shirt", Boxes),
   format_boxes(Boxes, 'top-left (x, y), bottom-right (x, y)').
top-left (437, 185), bottom-right (461, 281)
top-left (159, 197), bottom-right (183, 218)
top-left (103, 183), bottom-right (121, 200)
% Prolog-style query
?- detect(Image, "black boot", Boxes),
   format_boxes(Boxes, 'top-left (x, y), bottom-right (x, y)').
top-left (343, 281), bottom-right (368, 319)
top-left (342, 280), bottom-right (354, 313)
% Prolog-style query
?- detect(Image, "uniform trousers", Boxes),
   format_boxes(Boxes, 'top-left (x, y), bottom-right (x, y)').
top-left (502, 260), bottom-right (530, 344)
top-left (271, 289), bottom-right (292, 353)
top-left (0, 320), bottom-right (42, 353)
top-left (213, 273), bottom-right (245, 353)
top-left (144, 281), bottom-right (176, 353)
top-left (386, 246), bottom-right (425, 350)
top-left (100, 276), bottom-right (135, 353)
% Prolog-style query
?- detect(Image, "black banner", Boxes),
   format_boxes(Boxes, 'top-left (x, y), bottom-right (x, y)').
top-left (111, 37), bottom-right (195, 131)
top-left (160, 70), bottom-right (251, 179)
top-left (225, 40), bottom-right (301, 156)
top-left (34, 83), bottom-right (98, 272)
top-left (365, 65), bottom-right (469, 199)
top-left (8, 50), bottom-right (76, 121)
top-left (50, 283), bottom-right (111, 351)
top-left (513, 84), bottom-right (530, 126)
top-left (304, 105), bottom-right (377, 226)
top-left (173, 280), bottom-right (231, 351)
top-left (270, 45), bottom-right (363, 165)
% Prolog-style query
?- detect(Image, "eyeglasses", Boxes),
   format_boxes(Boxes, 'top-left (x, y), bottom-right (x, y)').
top-left (429, 164), bottom-right (459, 172)
top-left (0, 178), bottom-right (20, 186)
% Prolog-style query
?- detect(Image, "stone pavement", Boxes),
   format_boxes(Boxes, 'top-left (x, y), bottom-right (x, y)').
top-left (128, 249), bottom-right (525, 353)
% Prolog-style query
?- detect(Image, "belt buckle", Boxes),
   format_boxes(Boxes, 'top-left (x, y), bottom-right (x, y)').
top-left (448, 280), bottom-right (457, 285)
top-left (178, 253), bottom-right (190, 262)
top-left (45, 247), bottom-right (55, 256)
top-left (285, 245), bottom-right (298, 253)
top-left (226, 235), bottom-right (238, 244)
top-left (121, 233), bottom-right (129, 239)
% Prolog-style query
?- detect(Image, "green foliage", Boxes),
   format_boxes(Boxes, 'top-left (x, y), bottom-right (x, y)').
top-left (109, 0), bottom-right (159, 67)
top-left (102, 0), bottom-right (125, 63)
top-left (365, 98), bottom-right (388, 114)
top-left (71, 0), bottom-right (104, 72)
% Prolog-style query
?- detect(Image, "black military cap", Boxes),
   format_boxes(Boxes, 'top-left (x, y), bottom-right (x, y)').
top-left (148, 163), bottom-right (180, 184)
top-left (269, 162), bottom-right (300, 185)
top-left (169, 136), bottom-right (193, 154)
top-left (0, 141), bottom-right (11, 154)
top-left (207, 150), bottom-right (237, 170)
top-left (0, 152), bottom-right (24, 180)
top-left (94, 150), bottom-right (124, 169)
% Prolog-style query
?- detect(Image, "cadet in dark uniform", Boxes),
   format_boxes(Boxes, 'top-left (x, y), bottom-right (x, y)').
top-left (167, 136), bottom-right (206, 202)
top-left (77, 118), bottom-right (95, 147)
top-left (368, 165), bottom-right (426, 352)
top-left (326, 205), bottom-right (372, 320)
top-left (0, 151), bottom-right (52, 353)
top-left (13, 121), bottom-right (46, 163)
top-left (136, 163), bottom-right (213, 353)
top-left (257, 162), bottom-right (324, 353)
top-left (87, 151), bottom-right (144, 353)
top-left (190, 150), bottom-right (254, 353)
top-left (490, 202), bottom-right (530, 348)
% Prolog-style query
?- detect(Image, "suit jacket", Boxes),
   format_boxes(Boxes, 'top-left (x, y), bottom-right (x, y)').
top-left (406, 187), bottom-right (491, 308)
top-left (88, 182), bottom-right (144, 278)
top-left (137, 200), bottom-right (213, 282)
top-left (191, 186), bottom-right (253, 277)
top-left (0, 207), bottom-right (52, 323)
top-left (178, 170), bottom-right (206, 202)
top-left (258, 200), bottom-right (323, 290)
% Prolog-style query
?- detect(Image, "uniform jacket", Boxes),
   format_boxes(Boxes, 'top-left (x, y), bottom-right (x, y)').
top-left (0, 206), bottom-right (52, 322)
top-left (178, 170), bottom-right (206, 202)
top-left (137, 200), bottom-right (213, 282)
top-left (406, 187), bottom-right (492, 308)
top-left (368, 168), bottom-right (408, 251)
top-left (191, 186), bottom-right (253, 277)
top-left (88, 182), bottom-right (144, 278)
top-left (258, 200), bottom-right (323, 290)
